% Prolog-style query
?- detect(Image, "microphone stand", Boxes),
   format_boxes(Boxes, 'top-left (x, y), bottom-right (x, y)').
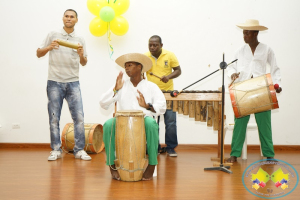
top-left (204, 53), bottom-right (233, 174)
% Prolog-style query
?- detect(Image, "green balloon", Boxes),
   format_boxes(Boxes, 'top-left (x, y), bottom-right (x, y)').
top-left (99, 6), bottom-right (115, 22)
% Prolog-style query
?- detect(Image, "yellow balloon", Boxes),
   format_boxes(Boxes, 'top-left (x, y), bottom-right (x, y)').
top-left (109, 0), bottom-right (130, 16)
top-left (110, 16), bottom-right (129, 36)
top-left (87, 0), bottom-right (108, 16)
top-left (89, 17), bottom-right (108, 37)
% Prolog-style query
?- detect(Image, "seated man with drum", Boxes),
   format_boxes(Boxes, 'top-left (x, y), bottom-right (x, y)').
top-left (227, 19), bottom-right (282, 163)
top-left (100, 53), bottom-right (166, 180)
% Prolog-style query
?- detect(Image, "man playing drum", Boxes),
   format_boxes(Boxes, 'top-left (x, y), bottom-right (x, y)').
top-left (227, 19), bottom-right (282, 163)
top-left (100, 53), bottom-right (166, 180)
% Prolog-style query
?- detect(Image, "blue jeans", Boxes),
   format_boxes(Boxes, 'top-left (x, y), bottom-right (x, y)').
top-left (47, 80), bottom-right (85, 154)
top-left (158, 109), bottom-right (178, 150)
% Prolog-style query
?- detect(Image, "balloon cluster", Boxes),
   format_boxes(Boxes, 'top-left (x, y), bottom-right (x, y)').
top-left (87, 0), bottom-right (130, 36)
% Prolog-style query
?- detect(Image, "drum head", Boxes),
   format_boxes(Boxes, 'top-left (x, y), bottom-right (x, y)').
top-left (115, 110), bottom-right (145, 117)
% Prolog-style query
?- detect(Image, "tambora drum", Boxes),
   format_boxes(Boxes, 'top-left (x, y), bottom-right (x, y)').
top-left (229, 73), bottom-right (279, 118)
top-left (61, 123), bottom-right (104, 153)
top-left (114, 110), bottom-right (148, 181)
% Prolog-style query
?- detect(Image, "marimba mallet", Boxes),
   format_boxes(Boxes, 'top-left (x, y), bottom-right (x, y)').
top-left (149, 72), bottom-right (162, 80)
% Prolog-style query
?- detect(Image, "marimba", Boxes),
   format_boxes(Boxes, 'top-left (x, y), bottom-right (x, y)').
top-left (163, 90), bottom-right (225, 158)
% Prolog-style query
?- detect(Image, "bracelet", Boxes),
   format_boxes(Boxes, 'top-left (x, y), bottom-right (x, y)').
top-left (113, 88), bottom-right (118, 94)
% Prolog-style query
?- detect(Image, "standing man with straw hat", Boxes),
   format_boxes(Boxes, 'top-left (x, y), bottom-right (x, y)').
top-left (100, 53), bottom-right (166, 180)
top-left (227, 19), bottom-right (282, 163)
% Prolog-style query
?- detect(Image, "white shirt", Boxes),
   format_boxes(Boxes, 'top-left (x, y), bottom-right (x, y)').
top-left (100, 79), bottom-right (166, 117)
top-left (227, 43), bottom-right (281, 85)
top-left (39, 29), bottom-right (87, 83)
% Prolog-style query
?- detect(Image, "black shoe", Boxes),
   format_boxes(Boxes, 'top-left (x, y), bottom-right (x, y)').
top-left (159, 147), bottom-right (167, 154)
top-left (166, 148), bottom-right (177, 157)
top-left (267, 157), bottom-right (278, 162)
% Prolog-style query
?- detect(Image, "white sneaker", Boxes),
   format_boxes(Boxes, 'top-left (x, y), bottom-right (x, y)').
top-left (75, 150), bottom-right (91, 161)
top-left (48, 151), bottom-right (62, 161)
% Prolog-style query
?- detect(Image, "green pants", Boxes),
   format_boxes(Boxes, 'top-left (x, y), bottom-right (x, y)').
top-left (103, 116), bottom-right (159, 166)
top-left (230, 110), bottom-right (275, 157)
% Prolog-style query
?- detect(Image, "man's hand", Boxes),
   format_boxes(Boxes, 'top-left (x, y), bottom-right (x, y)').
top-left (161, 75), bottom-right (170, 83)
top-left (136, 90), bottom-right (148, 108)
top-left (276, 87), bottom-right (282, 93)
top-left (114, 71), bottom-right (124, 91)
top-left (48, 40), bottom-right (59, 51)
top-left (231, 73), bottom-right (240, 80)
top-left (77, 44), bottom-right (84, 57)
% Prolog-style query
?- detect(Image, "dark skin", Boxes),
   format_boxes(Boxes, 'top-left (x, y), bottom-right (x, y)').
top-left (110, 62), bottom-right (156, 180)
top-left (230, 30), bottom-right (282, 93)
top-left (148, 38), bottom-right (181, 83)
top-left (227, 30), bottom-right (281, 163)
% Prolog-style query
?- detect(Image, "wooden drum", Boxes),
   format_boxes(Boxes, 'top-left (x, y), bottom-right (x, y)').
top-left (229, 73), bottom-right (279, 118)
top-left (61, 123), bottom-right (104, 153)
top-left (114, 110), bottom-right (148, 181)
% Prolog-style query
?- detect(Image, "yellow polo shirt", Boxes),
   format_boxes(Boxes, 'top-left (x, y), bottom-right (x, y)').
top-left (145, 49), bottom-right (179, 91)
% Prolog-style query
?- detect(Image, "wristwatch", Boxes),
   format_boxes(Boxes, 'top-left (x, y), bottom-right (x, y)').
top-left (147, 103), bottom-right (153, 110)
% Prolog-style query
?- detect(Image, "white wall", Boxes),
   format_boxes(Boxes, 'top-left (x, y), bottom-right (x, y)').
top-left (0, 0), bottom-right (299, 145)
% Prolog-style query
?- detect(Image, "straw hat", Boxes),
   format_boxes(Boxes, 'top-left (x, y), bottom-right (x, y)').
top-left (115, 53), bottom-right (152, 73)
top-left (236, 19), bottom-right (268, 31)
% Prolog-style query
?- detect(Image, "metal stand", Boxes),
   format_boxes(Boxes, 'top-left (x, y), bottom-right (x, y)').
top-left (204, 54), bottom-right (234, 174)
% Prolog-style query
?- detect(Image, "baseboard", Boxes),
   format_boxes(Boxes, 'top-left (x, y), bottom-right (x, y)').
top-left (0, 143), bottom-right (299, 151)
top-left (175, 144), bottom-right (300, 151)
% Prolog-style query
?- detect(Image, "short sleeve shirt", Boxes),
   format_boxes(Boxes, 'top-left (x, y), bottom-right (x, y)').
top-left (145, 49), bottom-right (179, 91)
top-left (39, 28), bottom-right (87, 83)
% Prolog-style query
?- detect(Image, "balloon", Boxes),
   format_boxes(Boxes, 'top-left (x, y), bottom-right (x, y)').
top-left (87, 0), bottom-right (108, 16)
top-left (109, 0), bottom-right (130, 16)
top-left (100, 6), bottom-right (115, 22)
top-left (89, 17), bottom-right (108, 37)
top-left (110, 16), bottom-right (129, 36)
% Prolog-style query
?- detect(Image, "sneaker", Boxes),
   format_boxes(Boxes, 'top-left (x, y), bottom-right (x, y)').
top-left (166, 148), bottom-right (177, 157)
top-left (48, 151), bottom-right (62, 161)
top-left (75, 150), bottom-right (91, 161)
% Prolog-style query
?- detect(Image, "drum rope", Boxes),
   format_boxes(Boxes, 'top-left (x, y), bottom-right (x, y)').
top-left (234, 85), bottom-right (273, 104)
top-left (109, 118), bottom-right (118, 171)
top-left (235, 102), bottom-right (277, 110)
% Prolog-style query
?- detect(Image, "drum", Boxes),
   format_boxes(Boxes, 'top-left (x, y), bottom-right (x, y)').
top-left (114, 110), bottom-right (148, 181)
top-left (61, 123), bottom-right (104, 153)
top-left (229, 73), bottom-right (279, 118)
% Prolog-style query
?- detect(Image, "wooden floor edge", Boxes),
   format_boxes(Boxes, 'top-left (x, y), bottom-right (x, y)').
top-left (0, 143), bottom-right (299, 151)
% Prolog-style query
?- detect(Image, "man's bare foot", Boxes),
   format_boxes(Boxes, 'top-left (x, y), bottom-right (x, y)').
top-left (226, 156), bottom-right (237, 163)
top-left (109, 165), bottom-right (120, 180)
top-left (142, 165), bottom-right (155, 181)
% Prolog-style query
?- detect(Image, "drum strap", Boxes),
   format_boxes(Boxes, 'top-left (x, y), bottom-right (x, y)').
top-left (109, 119), bottom-right (118, 171)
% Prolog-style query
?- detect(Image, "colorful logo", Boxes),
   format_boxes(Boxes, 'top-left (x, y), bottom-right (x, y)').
top-left (242, 159), bottom-right (298, 199)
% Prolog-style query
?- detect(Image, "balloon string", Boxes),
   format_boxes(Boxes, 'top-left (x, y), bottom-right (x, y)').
top-left (107, 23), bottom-right (114, 59)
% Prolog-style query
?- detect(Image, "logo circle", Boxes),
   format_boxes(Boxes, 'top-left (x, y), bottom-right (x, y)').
top-left (242, 159), bottom-right (299, 199)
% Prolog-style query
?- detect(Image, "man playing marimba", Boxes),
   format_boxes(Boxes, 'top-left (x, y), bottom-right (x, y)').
top-left (145, 35), bottom-right (182, 157)
top-left (100, 53), bottom-right (166, 180)
top-left (227, 19), bottom-right (282, 163)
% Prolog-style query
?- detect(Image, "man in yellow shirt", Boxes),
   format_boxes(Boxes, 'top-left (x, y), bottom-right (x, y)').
top-left (145, 35), bottom-right (182, 156)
